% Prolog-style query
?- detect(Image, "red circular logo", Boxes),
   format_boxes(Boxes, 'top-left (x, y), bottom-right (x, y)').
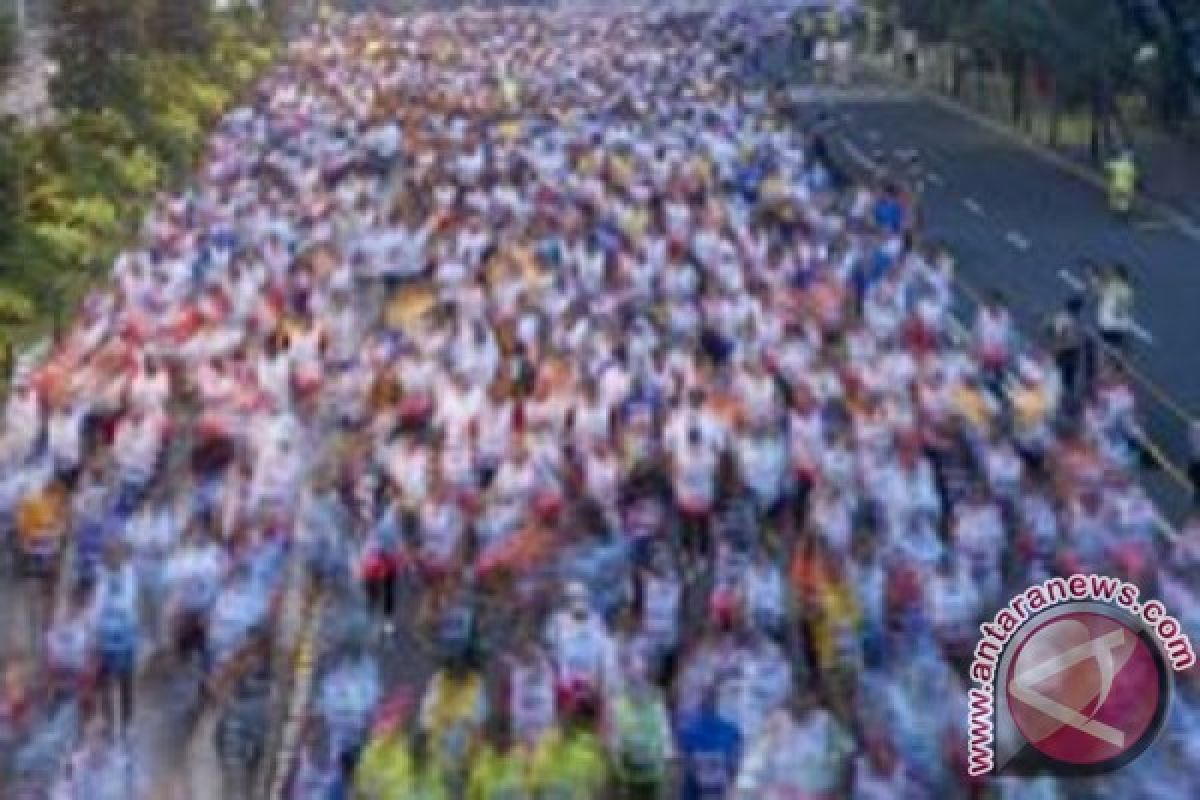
top-left (1005, 611), bottom-right (1165, 767)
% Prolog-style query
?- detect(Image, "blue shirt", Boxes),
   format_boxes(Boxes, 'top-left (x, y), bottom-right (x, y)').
top-left (873, 196), bottom-right (905, 234)
top-left (677, 710), bottom-right (742, 800)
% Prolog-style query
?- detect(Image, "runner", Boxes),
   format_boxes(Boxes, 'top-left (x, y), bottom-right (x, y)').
top-left (0, 9), bottom-right (1183, 799)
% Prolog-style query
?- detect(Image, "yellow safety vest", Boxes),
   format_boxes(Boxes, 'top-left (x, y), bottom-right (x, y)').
top-left (1109, 159), bottom-right (1136, 193)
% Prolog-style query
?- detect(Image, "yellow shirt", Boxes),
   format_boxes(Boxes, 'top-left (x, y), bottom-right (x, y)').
top-left (1012, 385), bottom-right (1049, 434)
top-left (529, 728), bottom-right (608, 799)
top-left (466, 745), bottom-right (531, 800)
top-left (813, 581), bottom-right (861, 671)
top-left (953, 385), bottom-right (991, 431)
top-left (354, 735), bottom-right (448, 800)
top-left (422, 672), bottom-right (486, 774)
top-left (17, 483), bottom-right (66, 546)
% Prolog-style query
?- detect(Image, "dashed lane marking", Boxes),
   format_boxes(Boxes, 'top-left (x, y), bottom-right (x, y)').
top-left (1130, 322), bottom-right (1156, 345)
top-left (1058, 268), bottom-right (1086, 292)
top-left (842, 139), bottom-right (881, 172)
top-left (1135, 218), bottom-right (1171, 232)
top-left (1005, 231), bottom-right (1031, 251)
top-left (963, 197), bottom-right (984, 215)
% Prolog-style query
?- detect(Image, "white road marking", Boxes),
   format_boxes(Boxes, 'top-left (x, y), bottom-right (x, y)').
top-left (1058, 268), bottom-right (1086, 292)
top-left (948, 314), bottom-right (970, 345)
top-left (1130, 321), bottom-right (1155, 344)
top-left (842, 139), bottom-right (880, 171)
top-left (963, 197), bottom-right (984, 215)
top-left (1005, 231), bottom-right (1031, 251)
top-left (926, 172), bottom-right (944, 186)
top-left (1135, 218), bottom-right (1170, 231)
top-left (1154, 508), bottom-right (1179, 541)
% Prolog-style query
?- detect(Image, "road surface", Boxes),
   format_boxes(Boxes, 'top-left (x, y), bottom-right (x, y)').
top-left (800, 84), bottom-right (1197, 522)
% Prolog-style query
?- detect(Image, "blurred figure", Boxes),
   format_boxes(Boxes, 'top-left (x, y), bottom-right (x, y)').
top-left (90, 539), bottom-right (139, 738)
top-left (466, 713), bottom-right (530, 800)
top-left (418, 638), bottom-right (487, 796)
top-left (213, 629), bottom-right (273, 800)
top-left (675, 686), bottom-right (742, 800)
top-left (1106, 150), bottom-right (1137, 215)
top-left (529, 687), bottom-right (608, 799)
top-left (1046, 292), bottom-right (1088, 409)
top-left (608, 658), bottom-right (674, 799)
top-left (1095, 263), bottom-right (1135, 355)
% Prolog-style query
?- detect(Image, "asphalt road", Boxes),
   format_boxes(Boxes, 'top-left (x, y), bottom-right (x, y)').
top-left (799, 85), bottom-right (1198, 522)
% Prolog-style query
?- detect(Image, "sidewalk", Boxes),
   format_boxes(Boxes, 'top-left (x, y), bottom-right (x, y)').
top-left (879, 47), bottom-right (1200, 224)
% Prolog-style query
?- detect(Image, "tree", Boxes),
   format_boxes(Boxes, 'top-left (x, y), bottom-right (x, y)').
top-left (903, 0), bottom-right (1147, 156)
top-left (956, 0), bottom-right (1048, 124)
top-left (0, 11), bottom-right (16, 77)
top-left (47, 0), bottom-right (151, 112)
top-left (894, 0), bottom-right (975, 43)
top-left (148, 0), bottom-right (213, 55)
top-left (1036, 0), bottom-right (1140, 157)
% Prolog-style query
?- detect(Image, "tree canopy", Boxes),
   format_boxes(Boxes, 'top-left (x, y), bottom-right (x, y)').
top-left (892, 0), bottom-right (1178, 116)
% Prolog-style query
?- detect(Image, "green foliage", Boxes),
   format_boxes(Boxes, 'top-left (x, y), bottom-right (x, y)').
top-left (0, 11), bottom-right (16, 75)
top-left (148, 0), bottom-right (213, 55)
top-left (48, 0), bottom-right (152, 112)
top-left (1035, 0), bottom-right (1140, 106)
top-left (0, 286), bottom-right (37, 324)
top-left (895, 0), bottom-right (977, 43)
top-left (1, 5), bottom-right (282, 339)
top-left (30, 220), bottom-right (97, 270)
top-left (112, 146), bottom-right (162, 196)
top-left (895, 0), bottom-right (1160, 112)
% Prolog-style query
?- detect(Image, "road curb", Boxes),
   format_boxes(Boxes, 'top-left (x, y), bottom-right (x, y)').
top-left (862, 63), bottom-right (1200, 242)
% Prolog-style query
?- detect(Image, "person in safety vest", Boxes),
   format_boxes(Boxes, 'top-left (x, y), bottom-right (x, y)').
top-left (529, 686), bottom-right (609, 800)
top-left (354, 691), bottom-right (417, 800)
top-left (419, 650), bottom-right (488, 795)
top-left (466, 713), bottom-right (531, 800)
top-left (1107, 150), bottom-right (1137, 215)
top-left (608, 658), bottom-right (675, 798)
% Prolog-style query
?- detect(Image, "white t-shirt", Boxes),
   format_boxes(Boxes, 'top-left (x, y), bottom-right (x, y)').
top-left (129, 368), bottom-right (169, 412)
top-left (736, 433), bottom-right (788, 508)
top-left (48, 406), bottom-right (88, 469)
top-left (584, 450), bottom-right (621, 510)
top-left (641, 572), bottom-right (682, 648)
top-left (508, 655), bottom-right (557, 746)
top-left (673, 439), bottom-right (720, 512)
top-left (544, 611), bottom-right (618, 691)
top-left (419, 499), bottom-right (464, 565)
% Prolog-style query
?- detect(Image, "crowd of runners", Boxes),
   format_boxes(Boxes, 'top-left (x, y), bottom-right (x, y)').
top-left (0, 5), bottom-right (1198, 800)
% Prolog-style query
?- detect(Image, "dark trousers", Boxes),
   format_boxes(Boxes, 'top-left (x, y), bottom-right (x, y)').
top-left (98, 649), bottom-right (136, 734)
top-left (1190, 460), bottom-right (1200, 508)
top-left (1055, 347), bottom-right (1085, 412)
top-left (1100, 330), bottom-right (1127, 356)
top-left (365, 573), bottom-right (396, 619)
